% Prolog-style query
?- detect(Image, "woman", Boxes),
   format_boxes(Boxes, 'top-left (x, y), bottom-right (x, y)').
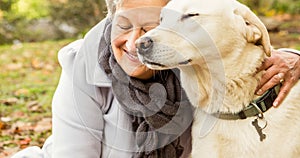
top-left (12, 0), bottom-right (300, 157)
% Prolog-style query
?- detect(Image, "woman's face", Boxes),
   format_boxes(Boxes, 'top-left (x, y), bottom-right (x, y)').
top-left (111, 0), bottom-right (167, 79)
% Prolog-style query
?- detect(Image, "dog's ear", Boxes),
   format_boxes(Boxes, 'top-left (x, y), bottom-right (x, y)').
top-left (233, 2), bottom-right (272, 56)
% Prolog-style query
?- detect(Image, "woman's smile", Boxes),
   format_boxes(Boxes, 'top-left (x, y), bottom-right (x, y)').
top-left (123, 48), bottom-right (139, 62)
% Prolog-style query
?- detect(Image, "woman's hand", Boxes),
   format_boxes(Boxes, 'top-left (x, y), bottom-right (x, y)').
top-left (256, 49), bottom-right (300, 107)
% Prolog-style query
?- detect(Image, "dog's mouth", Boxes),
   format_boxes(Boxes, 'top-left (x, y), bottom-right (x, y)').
top-left (144, 61), bottom-right (166, 67)
top-left (142, 58), bottom-right (192, 70)
top-left (179, 59), bottom-right (192, 65)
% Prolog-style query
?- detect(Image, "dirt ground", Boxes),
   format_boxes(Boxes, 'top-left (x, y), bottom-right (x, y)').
top-left (267, 14), bottom-right (300, 49)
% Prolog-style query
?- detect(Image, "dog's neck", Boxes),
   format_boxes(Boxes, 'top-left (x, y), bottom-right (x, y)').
top-left (180, 44), bottom-right (266, 114)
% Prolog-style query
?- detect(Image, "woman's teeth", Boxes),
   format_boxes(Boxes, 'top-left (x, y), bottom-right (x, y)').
top-left (127, 52), bottom-right (138, 60)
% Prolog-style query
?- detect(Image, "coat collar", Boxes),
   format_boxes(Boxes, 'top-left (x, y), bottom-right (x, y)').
top-left (80, 17), bottom-right (112, 87)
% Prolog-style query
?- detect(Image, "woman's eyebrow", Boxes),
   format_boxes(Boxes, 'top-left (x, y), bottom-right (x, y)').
top-left (116, 15), bottom-right (129, 21)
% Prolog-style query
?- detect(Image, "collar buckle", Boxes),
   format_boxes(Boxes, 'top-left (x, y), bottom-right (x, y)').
top-left (250, 102), bottom-right (264, 119)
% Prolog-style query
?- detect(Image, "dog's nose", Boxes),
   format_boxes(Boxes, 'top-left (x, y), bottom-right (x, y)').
top-left (136, 37), bottom-right (153, 55)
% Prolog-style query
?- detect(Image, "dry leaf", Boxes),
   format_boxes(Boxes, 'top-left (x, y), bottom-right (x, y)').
top-left (12, 122), bottom-right (34, 134)
top-left (6, 63), bottom-right (23, 71)
top-left (13, 126), bottom-right (22, 135)
top-left (0, 147), bottom-right (19, 158)
top-left (14, 89), bottom-right (29, 97)
top-left (0, 120), bottom-right (5, 130)
top-left (19, 137), bottom-right (31, 149)
top-left (26, 101), bottom-right (44, 113)
top-left (44, 64), bottom-right (54, 72)
top-left (0, 97), bottom-right (19, 105)
top-left (31, 58), bottom-right (44, 69)
top-left (1, 117), bottom-right (12, 122)
top-left (34, 118), bottom-right (52, 132)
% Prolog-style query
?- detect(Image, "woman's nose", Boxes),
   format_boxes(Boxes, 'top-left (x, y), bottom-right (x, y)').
top-left (126, 28), bottom-right (142, 53)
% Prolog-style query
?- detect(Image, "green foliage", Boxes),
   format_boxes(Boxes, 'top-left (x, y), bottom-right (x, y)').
top-left (0, 0), bottom-right (107, 45)
top-left (10, 0), bottom-right (49, 20)
top-left (238, 0), bottom-right (300, 15)
top-left (0, 0), bottom-right (299, 45)
top-left (48, 0), bottom-right (107, 34)
top-left (0, 0), bottom-right (51, 44)
top-left (1, 0), bottom-right (49, 21)
top-left (0, 0), bottom-right (17, 11)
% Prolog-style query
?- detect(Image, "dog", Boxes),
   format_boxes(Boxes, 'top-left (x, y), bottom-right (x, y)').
top-left (136, 0), bottom-right (300, 157)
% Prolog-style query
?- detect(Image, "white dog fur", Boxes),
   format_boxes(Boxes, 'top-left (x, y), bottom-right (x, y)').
top-left (136, 0), bottom-right (300, 157)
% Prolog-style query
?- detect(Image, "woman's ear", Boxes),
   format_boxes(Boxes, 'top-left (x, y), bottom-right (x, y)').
top-left (233, 1), bottom-right (272, 57)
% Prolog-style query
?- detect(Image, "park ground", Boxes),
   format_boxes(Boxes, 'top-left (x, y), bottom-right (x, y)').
top-left (0, 15), bottom-right (300, 157)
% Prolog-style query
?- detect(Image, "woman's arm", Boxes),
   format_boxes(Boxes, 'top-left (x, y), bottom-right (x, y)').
top-left (256, 49), bottom-right (300, 107)
top-left (52, 40), bottom-right (104, 157)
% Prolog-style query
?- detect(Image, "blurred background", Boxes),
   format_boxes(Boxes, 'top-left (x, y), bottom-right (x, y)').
top-left (0, 0), bottom-right (299, 157)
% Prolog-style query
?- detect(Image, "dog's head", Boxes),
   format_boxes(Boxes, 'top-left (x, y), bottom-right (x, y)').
top-left (136, 0), bottom-right (271, 70)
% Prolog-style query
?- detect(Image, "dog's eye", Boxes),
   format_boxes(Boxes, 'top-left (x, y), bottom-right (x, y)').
top-left (160, 17), bottom-right (163, 22)
top-left (181, 13), bottom-right (200, 21)
top-left (141, 25), bottom-right (157, 33)
top-left (141, 27), bottom-right (147, 33)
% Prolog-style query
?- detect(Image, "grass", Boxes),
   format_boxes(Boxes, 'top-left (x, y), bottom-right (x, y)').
top-left (0, 39), bottom-right (74, 157)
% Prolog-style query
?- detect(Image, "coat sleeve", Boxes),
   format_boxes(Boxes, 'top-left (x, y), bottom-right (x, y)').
top-left (277, 48), bottom-right (300, 56)
top-left (51, 39), bottom-right (105, 158)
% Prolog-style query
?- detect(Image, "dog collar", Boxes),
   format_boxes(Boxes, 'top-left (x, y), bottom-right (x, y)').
top-left (213, 84), bottom-right (281, 120)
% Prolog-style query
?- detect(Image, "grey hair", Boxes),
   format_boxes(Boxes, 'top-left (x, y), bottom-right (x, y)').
top-left (105, 0), bottom-right (171, 18)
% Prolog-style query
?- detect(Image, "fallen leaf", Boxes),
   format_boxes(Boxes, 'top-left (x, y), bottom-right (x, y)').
top-left (26, 100), bottom-right (39, 107)
top-left (278, 30), bottom-right (288, 36)
top-left (0, 147), bottom-right (19, 158)
top-left (31, 58), bottom-right (44, 69)
top-left (34, 118), bottom-right (52, 132)
top-left (12, 122), bottom-right (34, 134)
top-left (0, 97), bottom-right (19, 105)
top-left (26, 101), bottom-right (44, 113)
top-left (274, 13), bottom-right (292, 22)
top-left (23, 51), bottom-right (32, 58)
top-left (1, 117), bottom-right (12, 122)
top-left (44, 64), bottom-right (54, 72)
top-left (6, 63), bottom-right (23, 71)
top-left (14, 89), bottom-right (29, 97)
top-left (19, 137), bottom-right (31, 149)
top-left (11, 111), bottom-right (25, 118)
top-left (0, 117), bottom-right (11, 130)
top-left (0, 120), bottom-right (5, 130)
top-left (13, 126), bottom-right (22, 135)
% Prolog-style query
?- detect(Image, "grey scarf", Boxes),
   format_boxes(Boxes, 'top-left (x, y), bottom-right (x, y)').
top-left (98, 19), bottom-right (193, 158)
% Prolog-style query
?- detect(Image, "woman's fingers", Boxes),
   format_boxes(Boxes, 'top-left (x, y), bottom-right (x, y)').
top-left (256, 49), bottom-right (300, 107)
top-left (273, 73), bottom-right (294, 107)
top-left (256, 52), bottom-right (289, 95)
top-left (256, 72), bottom-right (285, 95)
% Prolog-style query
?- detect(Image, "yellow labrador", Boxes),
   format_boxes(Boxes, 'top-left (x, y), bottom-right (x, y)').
top-left (136, 0), bottom-right (300, 157)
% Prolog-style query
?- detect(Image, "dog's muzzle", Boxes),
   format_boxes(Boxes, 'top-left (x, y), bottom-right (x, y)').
top-left (136, 37), bottom-right (153, 55)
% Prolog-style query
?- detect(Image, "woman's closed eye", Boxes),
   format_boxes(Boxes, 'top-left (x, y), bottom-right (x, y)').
top-left (117, 24), bottom-right (132, 30)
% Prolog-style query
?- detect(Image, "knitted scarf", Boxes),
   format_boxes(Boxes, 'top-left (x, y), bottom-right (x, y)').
top-left (98, 19), bottom-right (193, 158)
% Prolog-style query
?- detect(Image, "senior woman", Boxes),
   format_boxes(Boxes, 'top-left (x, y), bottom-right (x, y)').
top-left (12, 0), bottom-right (300, 157)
